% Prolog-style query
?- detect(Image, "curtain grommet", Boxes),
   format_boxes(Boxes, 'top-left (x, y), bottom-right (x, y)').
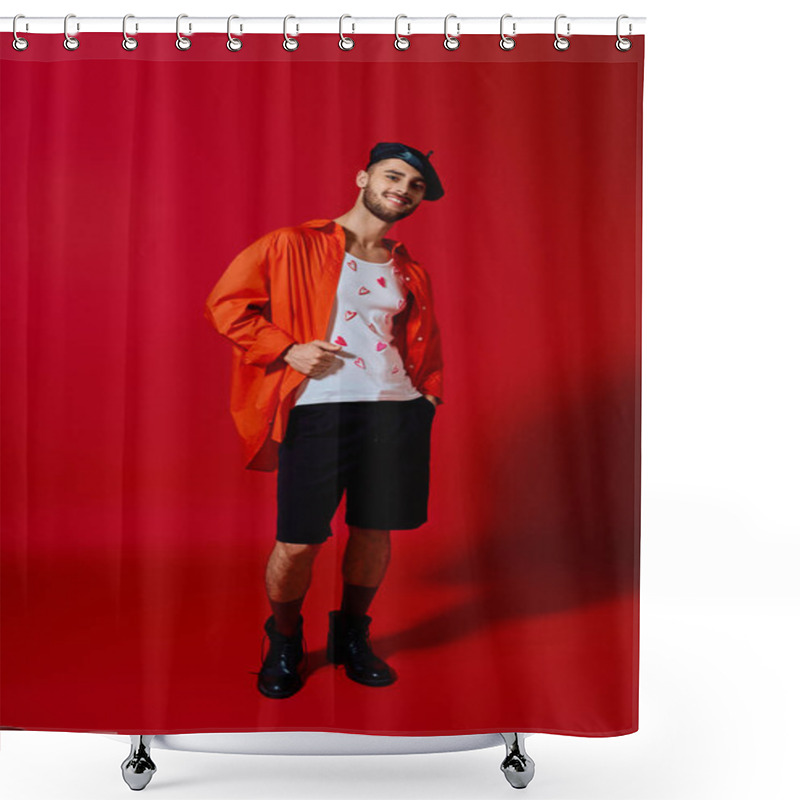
top-left (444, 14), bottom-right (460, 50)
top-left (394, 15), bottom-right (410, 50)
top-left (12, 14), bottom-right (29, 51)
top-left (283, 15), bottom-right (299, 51)
top-left (554, 14), bottom-right (570, 51)
top-left (615, 15), bottom-right (632, 51)
top-left (63, 13), bottom-right (79, 50)
top-left (122, 14), bottom-right (138, 51)
top-left (499, 14), bottom-right (516, 50)
top-left (176, 14), bottom-right (191, 50)
top-left (227, 15), bottom-right (243, 51)
top-left (339, 14), bottom-right (355, 50)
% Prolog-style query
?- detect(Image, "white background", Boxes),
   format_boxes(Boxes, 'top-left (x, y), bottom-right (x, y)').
top-left (2, 1), bottom-right (798, 798)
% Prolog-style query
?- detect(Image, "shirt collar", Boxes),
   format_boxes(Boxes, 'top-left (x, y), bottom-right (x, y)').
top-left (301, 218), bottom-right (409, 260)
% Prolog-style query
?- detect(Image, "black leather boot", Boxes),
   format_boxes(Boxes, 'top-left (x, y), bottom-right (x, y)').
top-left (257, 614), bottom-right (307, 699)
top-left (326, 610), bottom-right (397, 686)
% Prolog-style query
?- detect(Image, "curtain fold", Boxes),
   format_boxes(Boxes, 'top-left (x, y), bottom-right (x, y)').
top-left (1, 32), bottom-right (643, 736)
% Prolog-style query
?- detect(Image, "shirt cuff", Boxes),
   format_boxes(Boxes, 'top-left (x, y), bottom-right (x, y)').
top-left (242, 329), bottom-right (297, 367)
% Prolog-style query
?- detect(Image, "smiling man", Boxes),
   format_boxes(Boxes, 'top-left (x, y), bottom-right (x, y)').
top-left (205, 142), bottom-right (445, 699)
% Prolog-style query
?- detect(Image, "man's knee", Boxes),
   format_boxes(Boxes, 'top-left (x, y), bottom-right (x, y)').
top-left (274, 540), bottom-right (325, 561)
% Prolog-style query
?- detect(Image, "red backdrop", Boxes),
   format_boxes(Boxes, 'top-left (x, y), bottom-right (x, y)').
top-left (1, 33), bottom-right (643, 735)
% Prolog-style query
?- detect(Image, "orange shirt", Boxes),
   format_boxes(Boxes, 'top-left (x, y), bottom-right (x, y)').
top-left (204, 218), bottom-right (444, 472)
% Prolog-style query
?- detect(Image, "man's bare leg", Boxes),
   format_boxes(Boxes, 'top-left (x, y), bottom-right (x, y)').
top-left (265, 541), bottom-right (323, 635)
top-left (340, 526), bottom-right (391, 616)
top-left (329, 526), bottom-right (396, 685)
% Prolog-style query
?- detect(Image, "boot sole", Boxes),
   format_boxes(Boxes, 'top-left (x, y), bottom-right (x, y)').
top-left (342, 668), bottom-right (397, 687)
top-left (257, 678), bottom-right (304, 699)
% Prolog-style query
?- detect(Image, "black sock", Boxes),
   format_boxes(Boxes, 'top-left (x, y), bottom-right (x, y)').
top-left (269, 594), bottom-right (305, 637)
top-left (340, 582), bottom-right (379, 617)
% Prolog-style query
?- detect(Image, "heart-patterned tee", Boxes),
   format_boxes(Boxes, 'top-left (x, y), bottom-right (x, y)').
top-left (293, 251), bottom-right (423, 405)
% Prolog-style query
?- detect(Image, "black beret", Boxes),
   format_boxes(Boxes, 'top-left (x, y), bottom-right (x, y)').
top-left (366, 142), bottom-right (444, 201)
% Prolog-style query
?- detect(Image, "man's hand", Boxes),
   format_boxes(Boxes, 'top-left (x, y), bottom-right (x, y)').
top-left (283, 340), bottom-right (343, 377)
top-left (423, 394), bottom-right (439, 408)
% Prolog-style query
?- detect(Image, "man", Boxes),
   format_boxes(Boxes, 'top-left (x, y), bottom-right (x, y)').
top-left (204, 142), bottom-right (444, 699)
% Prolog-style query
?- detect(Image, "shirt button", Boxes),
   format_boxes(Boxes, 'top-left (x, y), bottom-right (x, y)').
top-left (421, 305), bottom-right (427, 310)
top-left (417, 336), bottom-right (423, 341)
top-left (404, 276), bottom-right (410, 281)
top-left (409, 364), bottom-right (415, 369)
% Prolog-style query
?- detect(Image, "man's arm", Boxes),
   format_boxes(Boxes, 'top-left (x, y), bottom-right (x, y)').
top-left (204, 233), bottom-right (297, 368)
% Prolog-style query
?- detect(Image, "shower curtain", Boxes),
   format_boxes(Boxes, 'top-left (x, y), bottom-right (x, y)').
top-left (0, 30), bottom-right (644, 737)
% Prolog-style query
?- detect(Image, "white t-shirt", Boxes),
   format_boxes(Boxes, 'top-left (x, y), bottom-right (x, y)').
top-left (293, 251), bottom-right (423, 405)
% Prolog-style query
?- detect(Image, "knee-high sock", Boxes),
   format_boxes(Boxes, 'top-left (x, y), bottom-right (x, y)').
top-left (270, 593), bottom-right (306, 637)
top-left (340, 582), bottom-right (379, 618)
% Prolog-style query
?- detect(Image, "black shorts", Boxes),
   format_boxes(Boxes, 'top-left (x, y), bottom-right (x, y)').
top-left (276, 396), bottom-right (436, 544)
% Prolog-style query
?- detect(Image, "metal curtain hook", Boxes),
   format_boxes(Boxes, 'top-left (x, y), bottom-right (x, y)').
top-left (444, 14), bottom-right (460, 50)
top-left (176, 14), bottom-right (191, 50)
top-left (122, 14), bottom-right (138, 50)
top-left (554, 14), bottom-right (570, 51)
top-left (283, 15), bottom-right (299, 50)
top-left (227, 15), bottom-right (242, 51)
top-left (616, 14), bottom-right (632, 51)
top-left (64, 13), bottom-right (79, 50)
top-left (339, 14), bottom-right (354, 50)
top-left (499, 14), bottom-right (516, 50)
top-left (394, 15), bottom-right (410, 50)
top-left (12, 14), bottom-right (29, 51)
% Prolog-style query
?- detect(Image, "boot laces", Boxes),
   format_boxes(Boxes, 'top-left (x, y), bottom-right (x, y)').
top-left (347, 622), bottom-right (376, 659)
top-left (249, 625), bottom-right (306, 676)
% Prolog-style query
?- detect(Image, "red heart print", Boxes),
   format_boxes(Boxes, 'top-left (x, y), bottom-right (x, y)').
top-left (377, 277), bottom-right (387, 288)
top-left (347, 259), bottom-right (357, 270)
top-left (335, 335), bottom-right (348, 346)
top-left (397, 298), bottom-right (405, 309)
top-left (344, 310), bottom-right (357, 321)
top-left (391, 364), bottom-right (400, 374)
top-left (358, 286), bottom-right (371, 295)
top-left (354, 357), bottom-right (366, 369)
top-left (376, 342), bottom-right (387, 352)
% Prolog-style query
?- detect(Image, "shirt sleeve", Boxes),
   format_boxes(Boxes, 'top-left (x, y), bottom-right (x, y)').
top-left (415, 267), bottom-right (444, 406)
top-left (204, 233), bottom-right (297, 368)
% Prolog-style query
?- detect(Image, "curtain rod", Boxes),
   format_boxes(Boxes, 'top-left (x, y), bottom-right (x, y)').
top-left (2, 16), bottom-right (646, 37)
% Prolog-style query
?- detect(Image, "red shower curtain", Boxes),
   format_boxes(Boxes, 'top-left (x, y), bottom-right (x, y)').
top-left (1, 32), bottom-right (643, 736)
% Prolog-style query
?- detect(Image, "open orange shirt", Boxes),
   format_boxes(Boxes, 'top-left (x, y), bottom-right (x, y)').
top-left (204, 218), bottom-right (444, 472)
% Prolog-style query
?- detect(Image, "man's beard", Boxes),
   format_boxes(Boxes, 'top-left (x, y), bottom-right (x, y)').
top-left (361, 184), bottom-right (417, 223)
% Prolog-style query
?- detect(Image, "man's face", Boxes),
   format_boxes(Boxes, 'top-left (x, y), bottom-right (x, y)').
top-left (360, 159), bottom-right (427, 223)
